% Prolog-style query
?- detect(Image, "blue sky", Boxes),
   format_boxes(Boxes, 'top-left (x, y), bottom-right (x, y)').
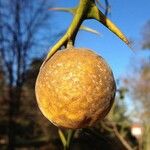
top-left (49, 0), bottom-right (150, 80)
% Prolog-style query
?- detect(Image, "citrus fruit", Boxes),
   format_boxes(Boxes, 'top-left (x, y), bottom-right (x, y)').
top-left (35, 47), bottom-right (116, 129)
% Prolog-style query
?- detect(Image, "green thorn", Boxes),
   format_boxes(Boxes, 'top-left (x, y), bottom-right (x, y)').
top-left (80, 25), bottom-right (100, 35)
top-left (87, 5), bottom-right (130, 46)
top-left (49, 7), bottom-right (76, 14)
top-left (49, 7), bottom-right (100, 35)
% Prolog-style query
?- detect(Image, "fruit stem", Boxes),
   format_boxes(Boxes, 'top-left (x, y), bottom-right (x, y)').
top-left (66, 40), bottom-right (73, 49)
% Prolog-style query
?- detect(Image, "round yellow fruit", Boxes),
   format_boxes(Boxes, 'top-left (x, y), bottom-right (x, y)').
top-left (35, 47), bottom-right (116, 129)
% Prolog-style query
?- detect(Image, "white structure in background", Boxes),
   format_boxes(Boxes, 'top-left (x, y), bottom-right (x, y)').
top-left (131, 124), bottom-right (143, 138)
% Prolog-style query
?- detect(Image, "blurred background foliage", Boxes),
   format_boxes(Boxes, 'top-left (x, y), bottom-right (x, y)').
top-left (0, 0), bottom-right (149, 149)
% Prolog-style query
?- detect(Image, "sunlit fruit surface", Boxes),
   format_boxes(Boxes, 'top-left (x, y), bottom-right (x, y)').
top-left (35, 47), bottom-right (116, 129)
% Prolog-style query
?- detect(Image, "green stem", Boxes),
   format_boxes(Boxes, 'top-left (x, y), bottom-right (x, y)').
top-left (42, 0), bottom-right (130, 67)
top-left (65, 0), bottom-right (92, 43)
top-left (58, 129), bottom-right (67, 148)
top-left (44, 0), bottom-right (94, 64)
top-left (58, 129), bottom-right (75, 150)
top-left (66, 129), bottom-right (75, 150)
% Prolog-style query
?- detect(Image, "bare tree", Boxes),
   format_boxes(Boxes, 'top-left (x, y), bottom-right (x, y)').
top-left (123, 58), bottom-right (150, 150)
top-left (0, 0), bottom-right (53, 149)
top-left (124, 59), bottom-right (150, 123)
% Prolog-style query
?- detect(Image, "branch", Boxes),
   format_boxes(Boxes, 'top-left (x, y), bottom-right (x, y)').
top-left (42, 0), bottom-right (92, 66)
top-left (112, 124), bottom-right (133, 150)
top-left (44, 0), bottom-right (130, 67)
top-left (96, 0), bottom-right (111, 16)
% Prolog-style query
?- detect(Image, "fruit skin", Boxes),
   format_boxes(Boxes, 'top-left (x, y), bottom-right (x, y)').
top-left (35, 47), bottom-right (116, 129)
